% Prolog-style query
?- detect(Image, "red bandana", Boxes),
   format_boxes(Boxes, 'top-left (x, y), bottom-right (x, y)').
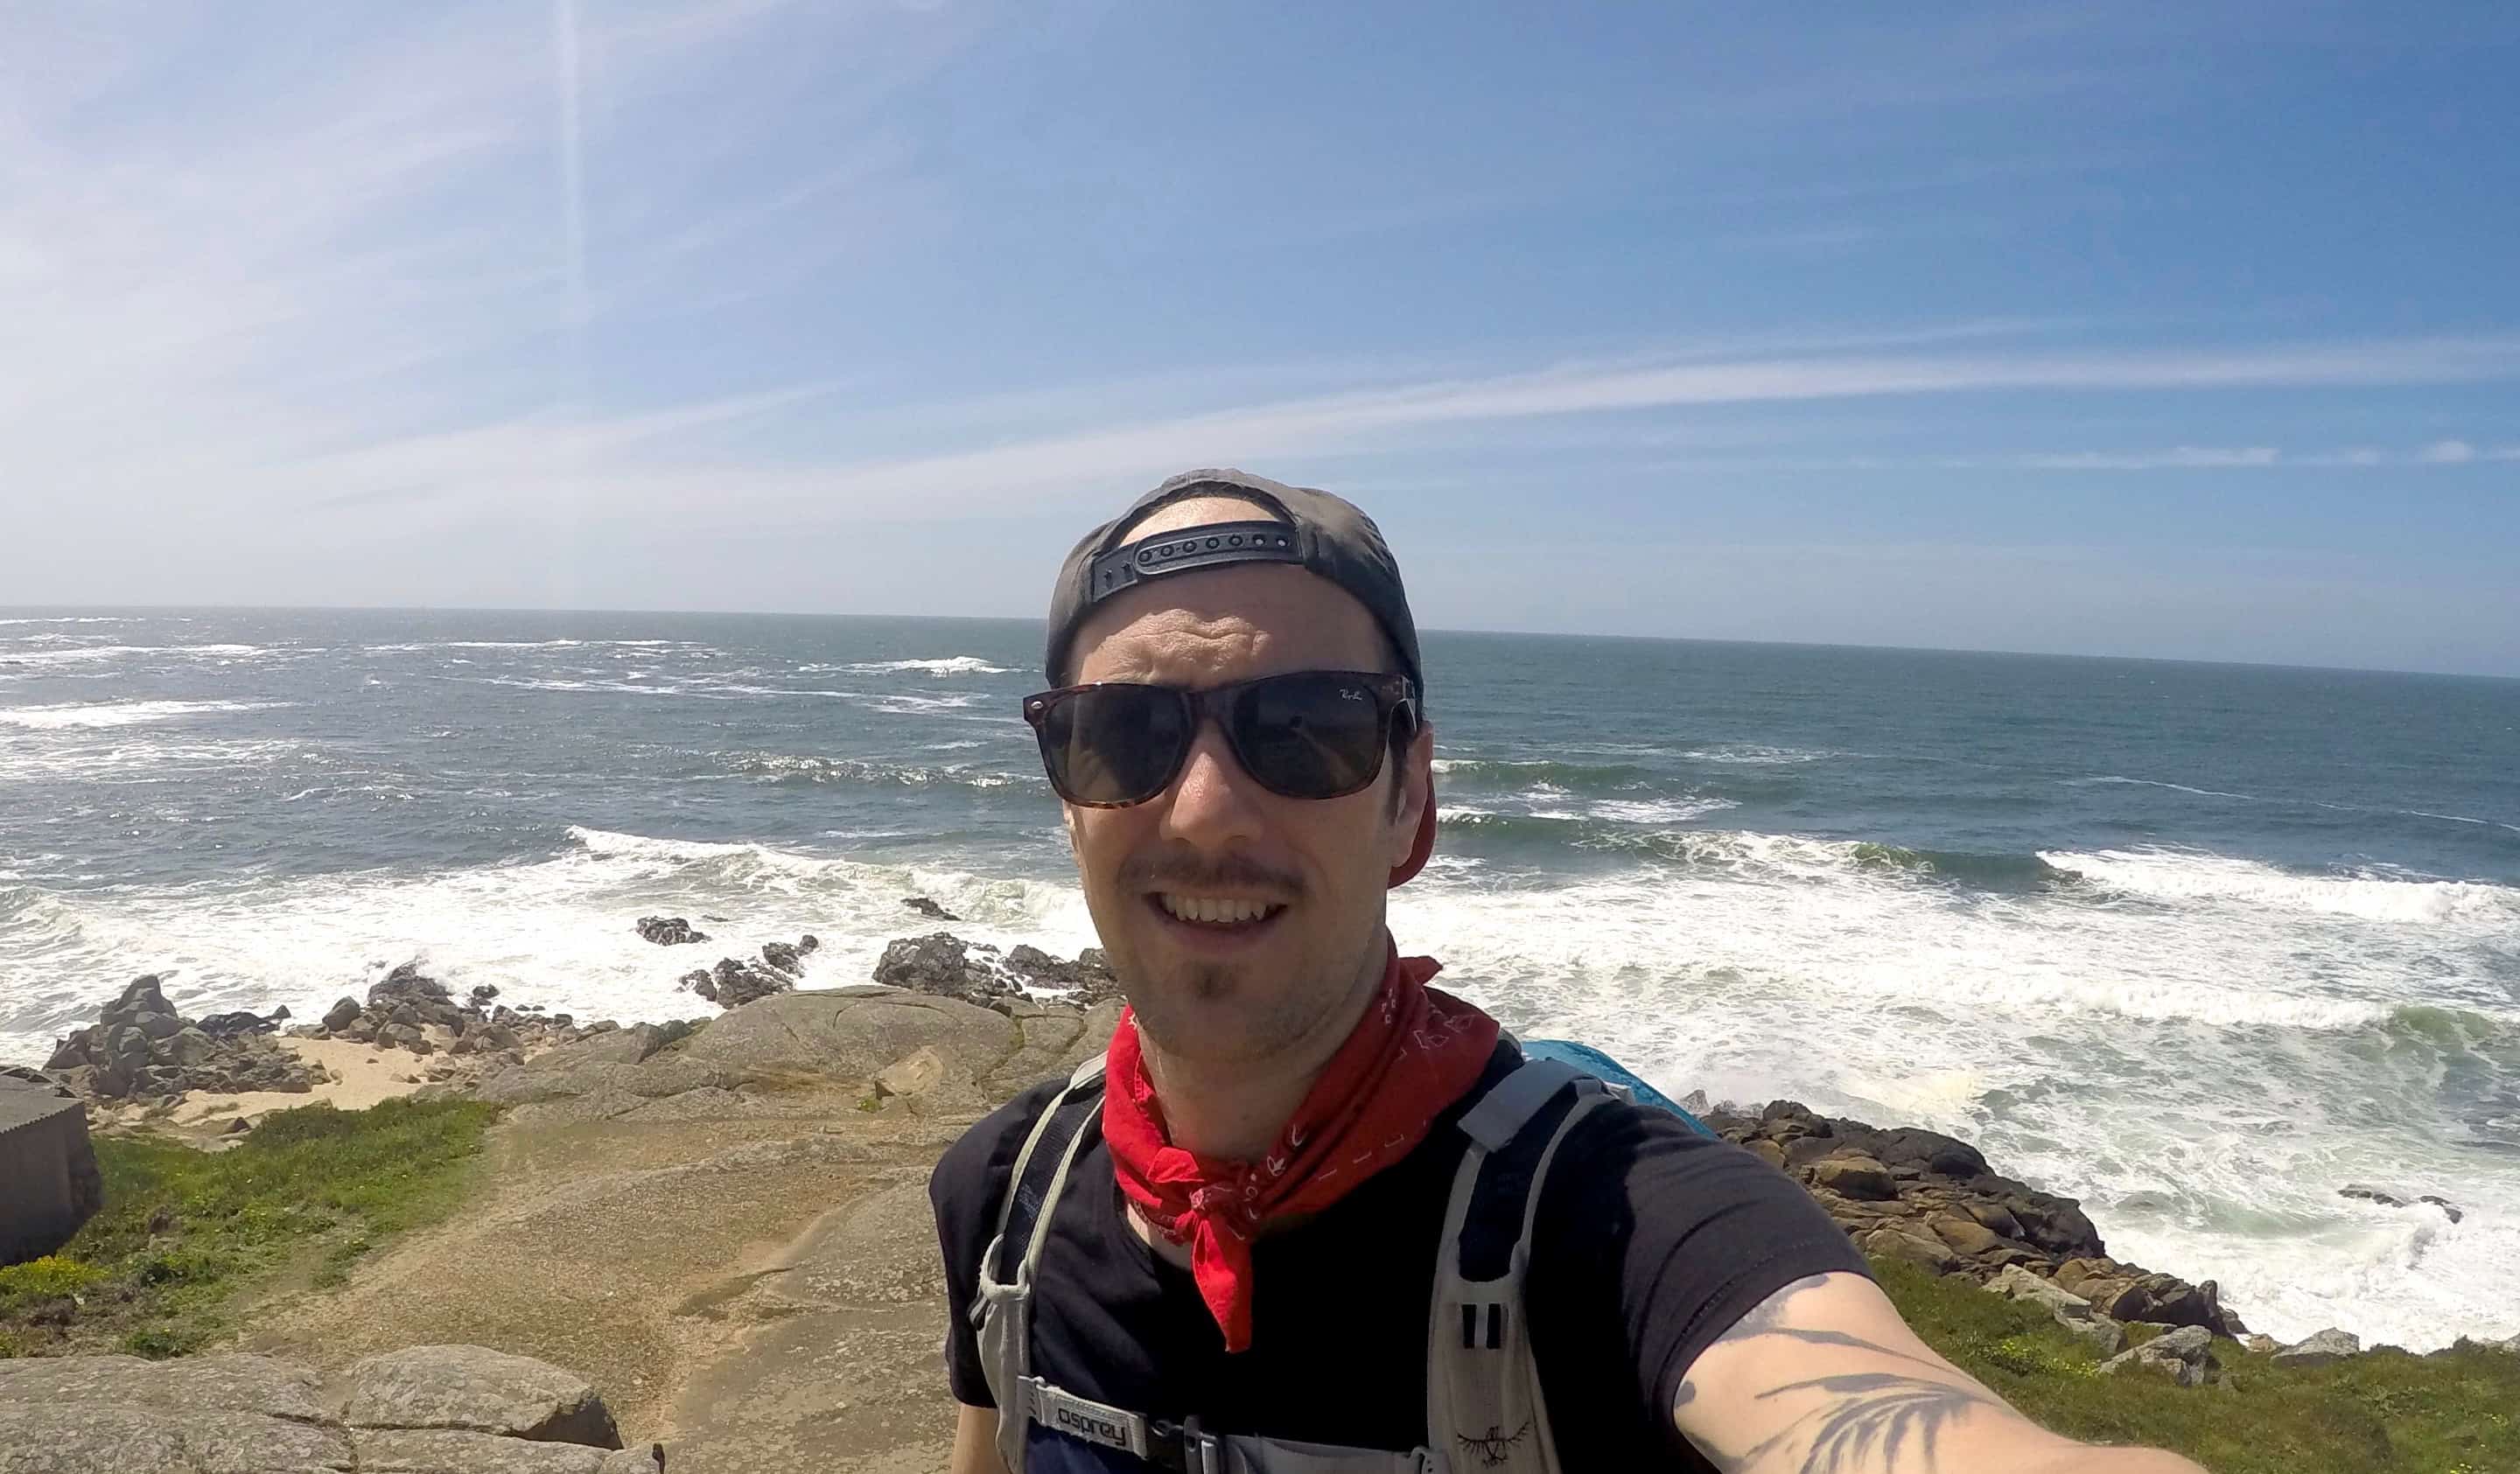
top-left (1102, 949), bottom-right (1501, 1352)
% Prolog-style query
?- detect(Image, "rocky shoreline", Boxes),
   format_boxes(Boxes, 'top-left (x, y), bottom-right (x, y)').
top-left (7, 914), bottom-right (2514, 1470)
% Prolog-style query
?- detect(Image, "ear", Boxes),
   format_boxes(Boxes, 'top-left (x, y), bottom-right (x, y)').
top-left (1387, 720), bottom-right (1436, 873)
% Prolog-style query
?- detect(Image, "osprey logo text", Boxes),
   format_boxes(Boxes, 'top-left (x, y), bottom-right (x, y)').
top-left (1030, 1385), bottom-right (1144, 1456)
top-left (1052, 1404), bottom-right (1128, 1450)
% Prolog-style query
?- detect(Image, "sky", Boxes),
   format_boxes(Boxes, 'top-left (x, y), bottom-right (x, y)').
top-left (4, 2), bottom-right (2517, 675)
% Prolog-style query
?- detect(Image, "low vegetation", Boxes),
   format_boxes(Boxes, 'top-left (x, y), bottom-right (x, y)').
top-left (1875, 1258), bottom-right (2520, 1474)
top-left (0, 1097), bottom-right (497, 1359)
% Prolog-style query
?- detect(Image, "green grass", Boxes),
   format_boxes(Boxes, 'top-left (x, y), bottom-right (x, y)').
top-left (1876, 1258), bottom-right (2520, 1474)
top-left (0, 1097), bottom-right (498, 1359)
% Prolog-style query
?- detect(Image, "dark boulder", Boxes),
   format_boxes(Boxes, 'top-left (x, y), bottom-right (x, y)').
top-left (706, 958), bottom-right (791, 1009)
top-left (195, 1009), bottom-right (282, 1038)
top-left (98, 975), bottom-right (177, 1029)
top-left (635, 916), bottom-right (709, 947)
top-left (873, 933), bottom-right (1014, 1005)
top-left (44, 977), bottom-right (328, 1103)
top-left (1003, 945), bottom-right (1124, 1004)
top-left (903, 896), bottom-right (962, 922)
top-left (2005, 1191), bottom-right (2106, 1260)
top-left (760, 935), bottom-right (821, 975)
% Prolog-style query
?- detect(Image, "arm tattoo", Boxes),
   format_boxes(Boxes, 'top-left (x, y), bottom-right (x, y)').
top-left (1676, 1277), bottom-right (1998, 1473)
top-left (1746, 1373), bottom-right (1997, 1473)
top-left (1684, 1373), bottom-right (1998, 1474)
top-left (1697, 1275), bottom-right (1942, 1373)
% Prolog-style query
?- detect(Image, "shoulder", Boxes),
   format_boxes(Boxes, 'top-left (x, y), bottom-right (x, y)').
top-left (928, 1074), bottom-right (1074, 1249)
top-left (1536, 1090), bottom-right (1867, 1282)
top-left (1543, 1090), bottom-right (1831, 1219)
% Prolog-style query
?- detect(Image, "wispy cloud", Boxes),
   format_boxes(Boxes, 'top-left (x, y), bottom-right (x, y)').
top-left (36, 328), bottom-right (2520, 548)
top-left (1642, 442), bottom-right (2520, 474)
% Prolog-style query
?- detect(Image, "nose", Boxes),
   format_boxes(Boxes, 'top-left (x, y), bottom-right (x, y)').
top-left (1156, 718), bottom-right (1269, 851)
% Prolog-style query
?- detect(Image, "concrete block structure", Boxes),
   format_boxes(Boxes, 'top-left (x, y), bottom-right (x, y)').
top-left (1, 1068), bottom-right (102, 1265)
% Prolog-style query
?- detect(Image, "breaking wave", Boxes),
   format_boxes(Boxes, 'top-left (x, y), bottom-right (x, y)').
top-left (0, 700), bottom-right (292, 730)
top-left (716, 752), bottom-right (1033, 791)
top-left (2043, 847), bottom-right (2520, 926)
top-left (807, 656), bottom-right (1013, 676)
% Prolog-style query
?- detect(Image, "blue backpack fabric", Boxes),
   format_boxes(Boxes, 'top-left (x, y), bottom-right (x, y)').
top-left (1517, 1038), bottom-right (1719, 1139)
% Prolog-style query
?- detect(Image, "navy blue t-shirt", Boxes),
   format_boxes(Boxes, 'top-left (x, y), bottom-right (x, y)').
top-left (929, 1048), bottom-right (1868, 1471)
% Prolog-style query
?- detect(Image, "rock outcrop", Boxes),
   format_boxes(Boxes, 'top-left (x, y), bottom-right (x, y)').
top-left (299, 963), bottom-right (602, 1075)
top-left (40, 976), bottom-right (329, 1103)
top-left (676, 935), bottom-right (819, 1008)
top-left (871, 932), bottom-right (1122, 1011)
top-left (0, 1346), bottom-right (659, 1474)
top-left (634, 916), bottom-right (708, 947)
top-left (1704, 1099), bottom-right (2248, 1342)
top-left (2272, 1327), bottom-right (2362, 1368)
top-left (2339, 1184), bottom-right (2464, 1224)
top-left (2101, 1324), bottom-right (2220, 1387)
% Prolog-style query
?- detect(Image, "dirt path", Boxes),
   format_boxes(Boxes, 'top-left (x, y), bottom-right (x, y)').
top-left (234, 989), bottom-right (1110, 1473)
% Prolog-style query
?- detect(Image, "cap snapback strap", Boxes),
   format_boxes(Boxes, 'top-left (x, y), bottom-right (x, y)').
top-left (1083, 521), bottom-right (1304, 607)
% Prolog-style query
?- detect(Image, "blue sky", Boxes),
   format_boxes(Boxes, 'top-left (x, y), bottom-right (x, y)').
top-left (5, 2), bottom-right (2517, 674)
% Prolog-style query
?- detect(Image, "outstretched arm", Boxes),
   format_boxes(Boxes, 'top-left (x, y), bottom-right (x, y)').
top-left (1671, 1273), bottom-right (2205, 1474)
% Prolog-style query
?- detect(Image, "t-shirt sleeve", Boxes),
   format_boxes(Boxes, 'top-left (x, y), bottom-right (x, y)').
top-left (1530, 1104), bottom-right (1870, 1447)
top-left (929, 1079), bottom-right (1066, 1408)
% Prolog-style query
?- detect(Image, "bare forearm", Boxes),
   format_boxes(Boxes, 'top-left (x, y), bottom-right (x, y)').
top-left (1674, 1274), bottom-right (2213, 1474)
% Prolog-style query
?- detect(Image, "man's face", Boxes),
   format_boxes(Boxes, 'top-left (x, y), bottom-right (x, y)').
top-left (1062, 501), bottom-right (1433, 1069)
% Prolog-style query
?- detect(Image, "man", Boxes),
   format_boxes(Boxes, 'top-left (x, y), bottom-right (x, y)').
top-left (931, 470), bottom-right (2203, 1473)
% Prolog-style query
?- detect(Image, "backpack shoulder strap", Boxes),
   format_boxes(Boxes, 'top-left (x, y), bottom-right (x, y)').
top-left (974, 1055), bottom-right (1108, 1473)
top-left (1426, 1057), bottom-right (1612, 1474)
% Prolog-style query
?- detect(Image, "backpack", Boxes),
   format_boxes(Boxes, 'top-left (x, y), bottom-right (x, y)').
top-left (969, 1042), bottom-right (1716, 1473)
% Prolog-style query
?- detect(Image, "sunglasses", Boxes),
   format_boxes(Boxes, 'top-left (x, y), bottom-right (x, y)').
top-left (1023, 670), bottom-right (1419, 807)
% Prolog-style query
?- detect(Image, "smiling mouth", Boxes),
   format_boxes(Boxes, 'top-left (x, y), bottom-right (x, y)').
top-left (1146, 891), bottom-right (1289, 932)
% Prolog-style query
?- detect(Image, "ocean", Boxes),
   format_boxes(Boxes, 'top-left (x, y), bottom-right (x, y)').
top-left (3, 608), bottom-right (2515, 1350)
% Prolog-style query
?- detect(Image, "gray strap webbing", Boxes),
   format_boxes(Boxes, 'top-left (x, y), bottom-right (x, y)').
top-left (1457, 1058), bottom-right (1581, 1149)
top-left (980, 1058), bottom-right (1110, 1472)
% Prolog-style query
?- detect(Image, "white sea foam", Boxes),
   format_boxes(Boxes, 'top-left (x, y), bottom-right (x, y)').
top-left (0, 737), bottom-right (304, 784)
top-left (1587, 797), bottom-right (1740, 826)
top-left (1676, 744), bottom-right (1838, 765)
top-left (2044, 846), bottom-right (2520, 925)
top-left (467, 676), bottom-right (691, 696)
top-left (0, 642), bottom-right (276, 664)
top-left (0, 828), bottom-right (1101, 1067)
top-left (0, 700), bottom-right (290, 730)
top-left (2069, 775), bottom-right (2260, 800)
top-left (818, 656), bottom-right (1013, 676)
top-left (0, 644), bottom-right (159, 665)
top-left (1380, 842), bottom-right (2520, 1346)
top-left (366, 639), bottom-right (696, 653)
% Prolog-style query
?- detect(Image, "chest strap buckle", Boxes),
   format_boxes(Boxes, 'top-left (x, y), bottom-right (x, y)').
top-left (1023, 1377), bottom-right (1228, 1472)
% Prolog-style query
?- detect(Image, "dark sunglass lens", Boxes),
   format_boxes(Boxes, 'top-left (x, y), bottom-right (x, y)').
top-left (1043, 687), bottom-right (1189, 804)
top-left (1233, 674), bottom-right (1387, 799)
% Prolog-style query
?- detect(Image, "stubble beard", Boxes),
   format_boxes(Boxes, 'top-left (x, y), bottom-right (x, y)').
top-left (1121, 913), bottom-right (1385, 1072)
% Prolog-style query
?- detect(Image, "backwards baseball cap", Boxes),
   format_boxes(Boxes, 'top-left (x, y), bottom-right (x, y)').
top-left (1043, 467), bottom-right (1437, 887)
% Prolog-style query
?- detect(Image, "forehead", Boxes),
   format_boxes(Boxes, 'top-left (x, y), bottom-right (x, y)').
top-left (1071, 498), bottom-right (1385, 683)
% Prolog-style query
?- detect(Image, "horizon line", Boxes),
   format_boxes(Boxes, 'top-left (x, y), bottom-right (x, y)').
top-left (4, 600), bottom-right (2514, 686)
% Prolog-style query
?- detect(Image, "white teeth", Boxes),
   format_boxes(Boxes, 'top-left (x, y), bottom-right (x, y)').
top-left (1159, 894), bottom-right (1273, 926)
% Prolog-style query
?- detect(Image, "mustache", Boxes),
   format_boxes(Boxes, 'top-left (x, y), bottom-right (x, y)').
top-left (1117, 851), bottom-right (1306, 900)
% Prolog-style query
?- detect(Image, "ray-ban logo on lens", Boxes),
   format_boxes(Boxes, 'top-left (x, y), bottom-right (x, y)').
top-left (1340, 686), bottom-right (1365, 701)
